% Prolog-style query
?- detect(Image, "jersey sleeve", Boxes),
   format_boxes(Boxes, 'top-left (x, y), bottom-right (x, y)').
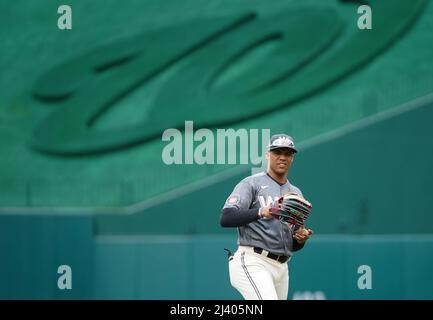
top-left (223, 179), bottom-right (255, 210)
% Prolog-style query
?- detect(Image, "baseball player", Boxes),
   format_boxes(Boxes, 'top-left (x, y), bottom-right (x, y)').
top-left (220, 134), bottom-right (313, 300)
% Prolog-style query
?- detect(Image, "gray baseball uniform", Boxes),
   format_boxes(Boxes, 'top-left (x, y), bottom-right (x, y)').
top-left (221, 171), bottom-right (303, 256)
top-left (221, 134), bottom-right (306, 300)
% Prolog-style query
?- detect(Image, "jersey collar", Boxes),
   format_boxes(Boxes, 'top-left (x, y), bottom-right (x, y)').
top-left (266, 172), bottom-right (288, 187)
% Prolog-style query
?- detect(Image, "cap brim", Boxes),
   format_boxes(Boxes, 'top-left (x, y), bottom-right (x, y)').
top-left (268, 146), bottom-right (297, 153)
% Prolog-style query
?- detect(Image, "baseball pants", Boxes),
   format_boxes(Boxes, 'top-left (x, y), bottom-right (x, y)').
top-left (228, 246), bottom-right (289, 300)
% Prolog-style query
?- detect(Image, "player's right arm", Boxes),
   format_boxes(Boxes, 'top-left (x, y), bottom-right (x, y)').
top-left (220, 179), bottom-right (271, 227)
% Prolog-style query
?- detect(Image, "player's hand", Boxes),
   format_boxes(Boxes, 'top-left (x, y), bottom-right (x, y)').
top-left (293, 226), bottom-right (313, 244)
top-left (259, 206), bottom-right (273, 219)
top-left (260, 197), bottom-right (284, 219)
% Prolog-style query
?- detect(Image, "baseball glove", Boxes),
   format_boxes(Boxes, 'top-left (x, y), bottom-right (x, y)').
top-left (269, 193), bottom-right (312, 226)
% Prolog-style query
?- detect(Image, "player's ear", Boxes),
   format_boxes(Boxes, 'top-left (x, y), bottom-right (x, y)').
top-left (265, 151), bottom-right (270, 161)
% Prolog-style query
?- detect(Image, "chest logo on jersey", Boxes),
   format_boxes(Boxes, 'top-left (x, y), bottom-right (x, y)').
top-left (258, 195), bottom-right (280, 207)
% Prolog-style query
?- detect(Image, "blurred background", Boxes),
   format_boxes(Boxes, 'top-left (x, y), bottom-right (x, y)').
top-left (1, 0), bottom-right (432, 299)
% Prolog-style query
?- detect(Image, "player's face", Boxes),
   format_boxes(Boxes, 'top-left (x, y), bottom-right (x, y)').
top-left (267, 148), bottom-right (294, 176)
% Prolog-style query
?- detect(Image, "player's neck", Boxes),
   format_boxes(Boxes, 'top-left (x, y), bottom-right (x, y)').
top-left (267, 170), bottom-right (288, 185)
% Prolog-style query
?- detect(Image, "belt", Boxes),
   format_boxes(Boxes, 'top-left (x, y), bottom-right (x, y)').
top-left (253, 247), bottom-right (289, 263)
